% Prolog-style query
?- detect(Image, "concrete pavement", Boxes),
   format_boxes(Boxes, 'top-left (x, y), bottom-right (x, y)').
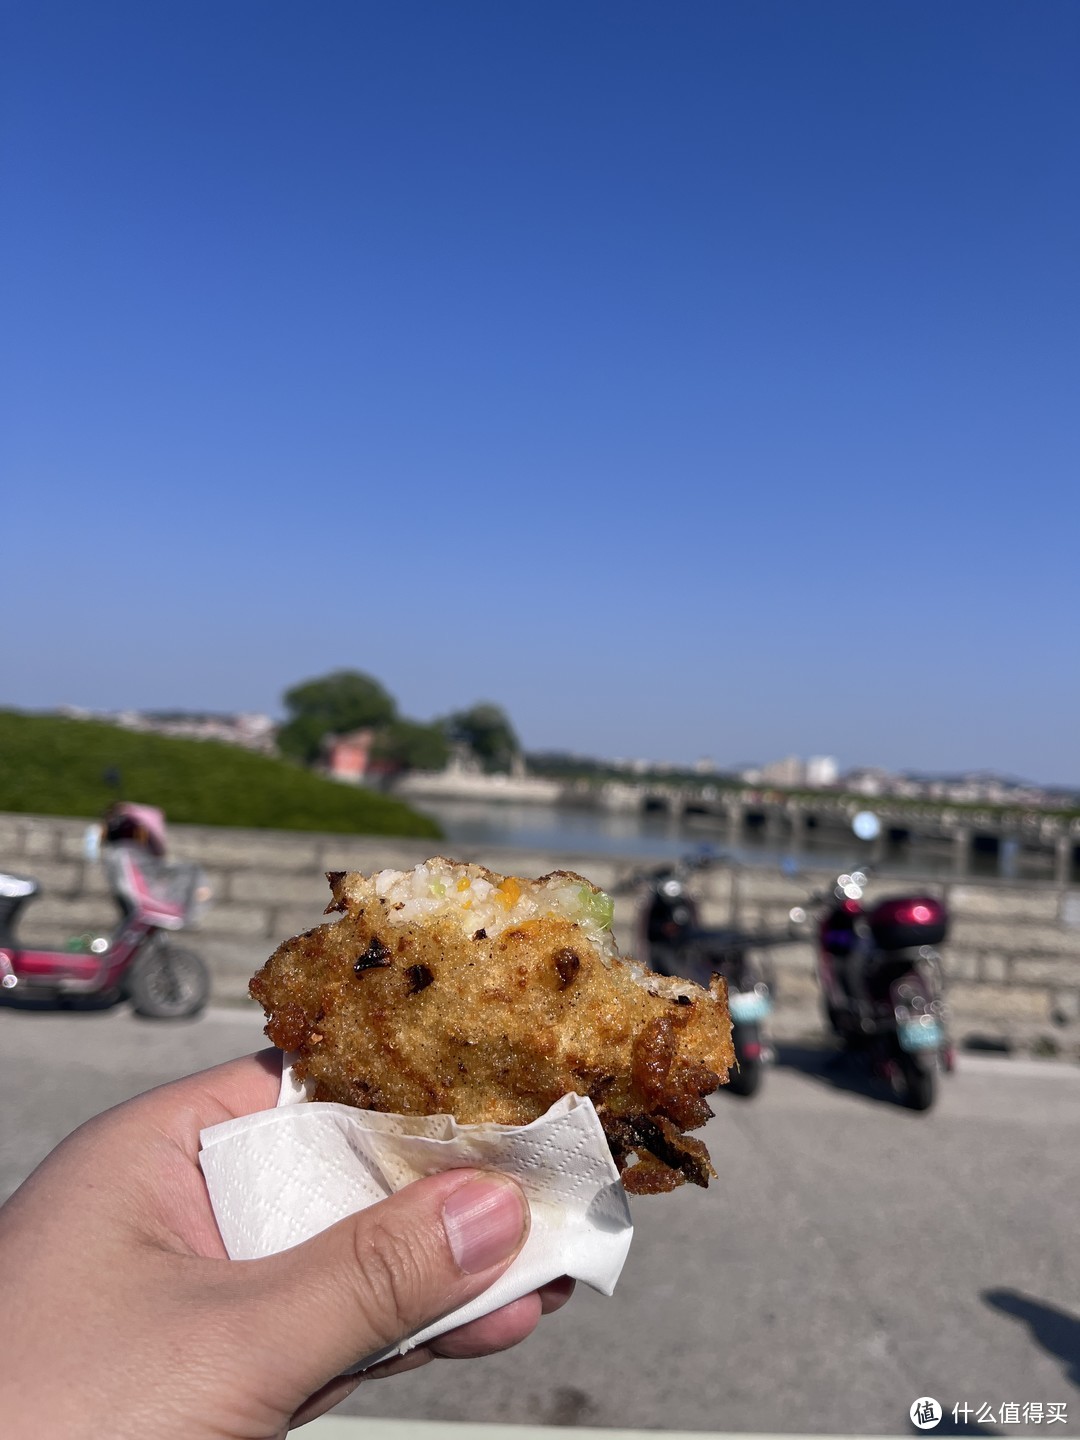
top-left (2, 1003), bottom-right (1078, 1436)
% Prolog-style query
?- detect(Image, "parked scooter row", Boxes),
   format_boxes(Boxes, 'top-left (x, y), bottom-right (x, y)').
top-left (3, 803), bottom-right (954, 1108)
top-left (621, 813), bottom-right (953, 1111)
top-left (0, 803), bottom-right (211, 1018)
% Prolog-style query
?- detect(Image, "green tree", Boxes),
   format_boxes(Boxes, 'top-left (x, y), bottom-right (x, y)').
top-left (372, 719), bottom-right (450, 774)
top-left (278, 670), bottom-right (397, 764)
top-left (443, 702), bottom-right (520, 773)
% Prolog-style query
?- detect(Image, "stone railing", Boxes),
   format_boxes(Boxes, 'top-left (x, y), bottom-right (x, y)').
top-left (3, 812), bottom-right (1079, 1053)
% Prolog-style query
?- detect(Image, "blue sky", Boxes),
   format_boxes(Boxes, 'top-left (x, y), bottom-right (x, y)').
top-left (4, 1), bottom-right (1078, 782)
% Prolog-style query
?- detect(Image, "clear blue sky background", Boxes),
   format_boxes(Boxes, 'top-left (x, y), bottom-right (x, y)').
top-left (4, 1), bottom-right (1078, 782)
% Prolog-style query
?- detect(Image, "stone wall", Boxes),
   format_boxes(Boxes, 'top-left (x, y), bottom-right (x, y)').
top-left (4, 812), bottom-right (1079, 1052)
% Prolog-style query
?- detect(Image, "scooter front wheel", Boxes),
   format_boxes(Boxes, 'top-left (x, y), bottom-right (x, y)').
top-left (128, 944), bottom-right (210, 1019)
top-left (897, 1052), bottom-right (936, 1111)
top-left (727, 1057), bottom-right (764, 1097)
top-left (726, 1023), bottom-right (765, 1097)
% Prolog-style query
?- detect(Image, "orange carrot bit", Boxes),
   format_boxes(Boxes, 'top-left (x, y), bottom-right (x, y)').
top-left (505, 918), bottom-right (543, 938)
top-left (497, 876), bottom-right (522, 908)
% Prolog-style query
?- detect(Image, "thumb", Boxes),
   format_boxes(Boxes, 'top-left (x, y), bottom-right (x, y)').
top-left (243, 1168), bottom-right (529, 1391)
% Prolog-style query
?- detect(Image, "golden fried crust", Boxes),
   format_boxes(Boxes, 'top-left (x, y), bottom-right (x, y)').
top-left (250, 871), bottom-right (735, 1191)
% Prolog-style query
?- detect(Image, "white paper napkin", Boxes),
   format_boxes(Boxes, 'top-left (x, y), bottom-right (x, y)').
top-left (198, 1057), bottom-right (633, 1369)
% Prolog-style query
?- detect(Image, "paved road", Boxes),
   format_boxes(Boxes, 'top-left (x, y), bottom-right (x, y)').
top-left (2, 1004), bottom-right (1078, 1436)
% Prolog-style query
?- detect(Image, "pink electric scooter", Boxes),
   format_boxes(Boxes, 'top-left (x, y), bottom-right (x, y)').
top-left (0, 803), bottom-right (211, 1018)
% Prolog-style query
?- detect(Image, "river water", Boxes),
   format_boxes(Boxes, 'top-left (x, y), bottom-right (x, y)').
top-left (411, 797), bottom-right (1026, 880)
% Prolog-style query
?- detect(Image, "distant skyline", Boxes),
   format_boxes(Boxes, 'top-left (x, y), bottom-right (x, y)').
top-left (36, 703), bottom-right (1078, 795)
top-left (4, 2), bottom-right (1078, 785)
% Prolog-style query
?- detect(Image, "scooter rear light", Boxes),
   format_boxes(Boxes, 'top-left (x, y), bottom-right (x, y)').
top-left (890, 899), bottom-right (943, 925)
top-left (739, 1042), bottom-right (762, 1059)
top-left (843, 899), bottom-right (861, 914)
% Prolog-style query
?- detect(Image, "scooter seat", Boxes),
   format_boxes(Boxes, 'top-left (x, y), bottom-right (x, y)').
top-left (0, 873), bottom-right (38, 898)
top-left (0, 873), bottom-right (40, 949)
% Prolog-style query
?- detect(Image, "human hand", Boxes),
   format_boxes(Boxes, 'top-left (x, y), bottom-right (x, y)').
top-left (0, 1050), bottom-right (573, 1438)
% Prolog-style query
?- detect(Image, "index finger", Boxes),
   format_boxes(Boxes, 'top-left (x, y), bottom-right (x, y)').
top-left (136, 1047), bottom-right (285, 1132)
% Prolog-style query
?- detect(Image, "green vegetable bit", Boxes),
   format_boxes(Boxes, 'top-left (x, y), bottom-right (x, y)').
top-left (578, 886), bottom-right (614, 929)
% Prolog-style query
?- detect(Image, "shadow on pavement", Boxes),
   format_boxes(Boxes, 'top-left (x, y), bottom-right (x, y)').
top-left (773, 1040), bottom-right (898, 1105)
top-left (983, 1288), bottom-right (1080, 1387)
top-left (0, 989), bottom-right (123, 1015)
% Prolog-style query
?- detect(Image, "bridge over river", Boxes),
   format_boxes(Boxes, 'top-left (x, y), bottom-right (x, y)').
top-left (570, 780), bottom-right (1080, 883)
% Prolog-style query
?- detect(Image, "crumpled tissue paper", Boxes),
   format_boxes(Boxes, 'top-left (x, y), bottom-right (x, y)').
top-left (198, 1058), bottom-right (633, 1369)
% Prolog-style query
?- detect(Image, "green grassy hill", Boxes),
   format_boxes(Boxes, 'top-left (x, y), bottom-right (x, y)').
top-left (0, 710), bottom-right (442, 837)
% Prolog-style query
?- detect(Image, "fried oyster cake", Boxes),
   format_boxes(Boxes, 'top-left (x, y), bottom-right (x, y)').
top-left (250, 859), bottom-right (734, 1193)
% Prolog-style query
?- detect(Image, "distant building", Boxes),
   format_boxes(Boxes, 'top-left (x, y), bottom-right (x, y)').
top-left (694, 756), bottom-right (717, 775)
top-left (757, 754), bottom-right (839, 789)
top-left (912, 771), bottom-right (1047, 806)
top-left (805, 755), bottom-right (839, 788)
top-left (394, 746), bottom-right (562, 804)
top-left (64, 707), bottom-right (277, 754)
top-left (760, 755), bottom-right (805, 787)
top-left (323, 729), bottom-right (375, 783)
top-left (842, 766), bottom-right (896, 797)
